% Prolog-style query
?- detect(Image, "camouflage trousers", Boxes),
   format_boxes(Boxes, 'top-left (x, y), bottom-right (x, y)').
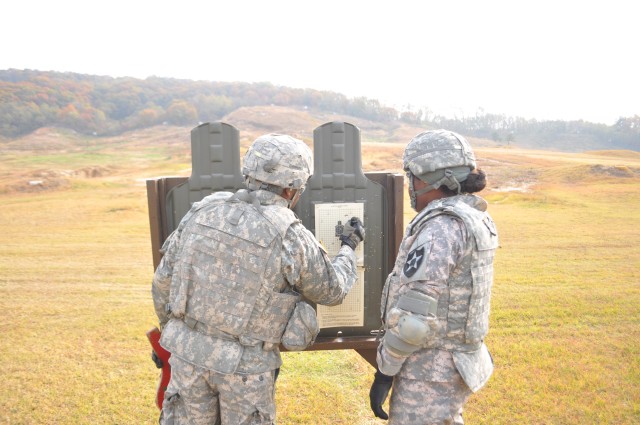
top-left (388, 371), bottom-right (472, 425)
top-left (160, 355), bottom-right (276, 425)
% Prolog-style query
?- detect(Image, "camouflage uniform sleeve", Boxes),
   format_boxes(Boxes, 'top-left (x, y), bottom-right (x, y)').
top-left (151, 230), bottom-right (180, 329)
top-left (378, 214), bottom-right (468, 375)
top-left (282, 222), bottom-right (357, 306)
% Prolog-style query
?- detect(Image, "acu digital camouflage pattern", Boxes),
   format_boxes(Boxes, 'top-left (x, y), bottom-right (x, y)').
top-left (402, 129), bottom-right (476, 180)
top-left (175, 190), bottom-right (300, 344)
top-left (389, 352), bottom-right (472, 425)
top-left (402, 130), bottom-right (478, 209)
top-left (162, 355), bottom-right (277, 424)
top-left (152, 186), bottom-right (358, 424)
top-left (377, 194), bottom-right (498, 424)
top-left (242, 134), bottom-right (313, 190)
top-left (281, 300), bottom-right (319, 351)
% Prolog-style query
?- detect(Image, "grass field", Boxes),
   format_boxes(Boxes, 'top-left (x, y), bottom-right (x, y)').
top-left (0, 127), bottom-right (639, 424)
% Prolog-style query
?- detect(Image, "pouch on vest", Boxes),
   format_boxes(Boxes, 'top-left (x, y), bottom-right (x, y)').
top-left (452, 343), bottom-right (494, 392)
top-left (281, 301), bottom-right (319, 351)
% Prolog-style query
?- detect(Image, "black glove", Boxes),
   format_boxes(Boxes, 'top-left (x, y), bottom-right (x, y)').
top-left (369, 369), bottom-right (393, 420)
top-left (151, 350), bottom-right (163, 369)
top-left (337, 217), bottom-right (365, 250)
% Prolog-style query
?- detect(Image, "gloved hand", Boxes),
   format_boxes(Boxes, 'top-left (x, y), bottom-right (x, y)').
top-left (338, 217), bottom-right (365, 250)
top-left (369, 369), bottom-right (393, 420)
top-left (151, 350), bottom-right (163, 369)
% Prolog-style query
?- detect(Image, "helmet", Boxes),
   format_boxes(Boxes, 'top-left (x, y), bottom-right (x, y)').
top-left (403, 129), bottom-right (476, 191)
top-left (242, 134), bottom-right (313, 190)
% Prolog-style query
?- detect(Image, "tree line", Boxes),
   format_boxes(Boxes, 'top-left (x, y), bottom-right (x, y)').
top-left (0, 69), bottom-right (396, 137)
top-left (1, 69), bottom-right (638, 151)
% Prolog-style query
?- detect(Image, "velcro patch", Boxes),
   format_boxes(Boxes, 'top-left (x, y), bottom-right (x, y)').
top-left (403, 246), bottom-right (425, 277)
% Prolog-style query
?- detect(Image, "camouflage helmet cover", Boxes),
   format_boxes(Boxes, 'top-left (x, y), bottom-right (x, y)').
top-left (403, 129), bottom-right (476, 192)
top-left (242, 134), bottom-right (313, 190)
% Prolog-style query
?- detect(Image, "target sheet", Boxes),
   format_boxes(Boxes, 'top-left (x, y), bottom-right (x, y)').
top-left (314, 202), bottom-right (365, 328)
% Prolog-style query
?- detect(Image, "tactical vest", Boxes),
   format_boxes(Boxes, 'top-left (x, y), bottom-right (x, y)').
top-left (168, 193), bottom-right (299, 346)
top-left (383, 195), bottom-right (498, 353)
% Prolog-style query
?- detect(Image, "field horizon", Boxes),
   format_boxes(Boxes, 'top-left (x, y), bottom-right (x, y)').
top-left (1, 124), bottom-right (639, 424)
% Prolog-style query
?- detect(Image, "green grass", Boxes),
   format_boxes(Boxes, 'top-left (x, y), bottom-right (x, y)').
top-left (0, 139), bottom-right (639, 424)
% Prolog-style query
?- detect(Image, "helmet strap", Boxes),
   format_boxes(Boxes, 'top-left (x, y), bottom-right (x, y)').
top-left (409, 169), bottom-right (463, 210)
top-left (408, 172), bottom-right (434, 210)
top-left (433, 169), bottom-right (462, 194)
top-left (245, 177), bottom-right (284, 195)
top-left (287, 187), bottom-right (305, 209)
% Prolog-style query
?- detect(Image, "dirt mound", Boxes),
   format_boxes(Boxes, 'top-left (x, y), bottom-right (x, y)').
top-left (8, 172), bottom-right (71, 193)
top-left (589, 164), bottom-right (639, 177)
top-left (30, 166), bottom-right (112, 179)
top-left (74, 166), bottom-right (112, 178)
top-left (541, 163), bottom-right (640, 183)
top-left (4, 166), bottom-right (113, 193)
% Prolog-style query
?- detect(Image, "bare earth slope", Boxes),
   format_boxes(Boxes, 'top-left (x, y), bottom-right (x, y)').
top-left (1, 106), bottom-right (638, 195)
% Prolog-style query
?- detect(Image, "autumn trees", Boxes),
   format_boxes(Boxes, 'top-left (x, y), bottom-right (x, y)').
top-left (0, 69), bottom-right (637, 151)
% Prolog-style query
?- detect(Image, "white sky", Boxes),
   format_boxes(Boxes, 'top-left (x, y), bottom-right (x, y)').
top-left (2, 0), bottom-right (638, 125)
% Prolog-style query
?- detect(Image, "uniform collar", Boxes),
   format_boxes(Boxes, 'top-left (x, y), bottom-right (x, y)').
top-left (236, 188), bottom-right (289, 208)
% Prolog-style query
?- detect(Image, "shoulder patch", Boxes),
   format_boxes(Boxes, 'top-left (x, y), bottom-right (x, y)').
top-left (403, 246), bottom-right (425, 278)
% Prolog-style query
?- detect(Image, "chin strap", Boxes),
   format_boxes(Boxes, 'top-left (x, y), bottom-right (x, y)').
top-left (287, 187), bottom-right (305, 209)
top-left (287, 190), bottom-right (299, 209)
top-left (408, 169), bottom-right (463, 209)
top-left (408, 172), bottom-right (436, 210)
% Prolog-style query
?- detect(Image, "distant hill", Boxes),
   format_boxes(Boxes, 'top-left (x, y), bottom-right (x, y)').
top-left (3, 120), bottom-right (638, 199)
top-left (220, 105), bottom-right (446, 146)
top-left (1, 69), bottom-right (638, 152)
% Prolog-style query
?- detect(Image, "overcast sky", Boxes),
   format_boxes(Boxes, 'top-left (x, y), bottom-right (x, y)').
top-left (2, 0), bottom-right (638, 125)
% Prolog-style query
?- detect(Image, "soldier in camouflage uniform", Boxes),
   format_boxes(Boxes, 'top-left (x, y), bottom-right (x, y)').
top-left (369, 130), bottom-right (499, 424)
top-left (152, 134), bottom-right (365, 424)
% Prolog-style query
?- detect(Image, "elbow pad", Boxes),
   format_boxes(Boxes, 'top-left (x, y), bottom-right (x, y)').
top-left (383, 290), bottom-right (437, 357)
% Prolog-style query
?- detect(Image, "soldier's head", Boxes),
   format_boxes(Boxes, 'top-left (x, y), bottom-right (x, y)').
top-left (242, 133), bottom-right (313, 208)
top-left (403, 129), bottom-right (483, 211)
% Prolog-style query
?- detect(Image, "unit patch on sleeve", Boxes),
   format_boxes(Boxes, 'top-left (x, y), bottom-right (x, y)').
top-left (403, 246), bottom-right (425, 278)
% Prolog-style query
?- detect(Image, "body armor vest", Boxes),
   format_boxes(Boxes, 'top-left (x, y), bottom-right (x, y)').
top-left (383, 195), bottom-right (498, 353)
top-left (168, 193), bottom-right (299, 345)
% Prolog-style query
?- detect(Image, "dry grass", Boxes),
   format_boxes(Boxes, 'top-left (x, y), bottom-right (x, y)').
top-left (477, 180), bottom-right (640, 424)
top-left (1, 126), bottom-right (639, 424)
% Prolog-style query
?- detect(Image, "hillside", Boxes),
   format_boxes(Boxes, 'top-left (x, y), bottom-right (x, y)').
top-left (2, 112), bottom-right (638, 198)
top-left (2, 69), bottom-right (638, 152)
top-left (221, 105), bottom-right (490, 146)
